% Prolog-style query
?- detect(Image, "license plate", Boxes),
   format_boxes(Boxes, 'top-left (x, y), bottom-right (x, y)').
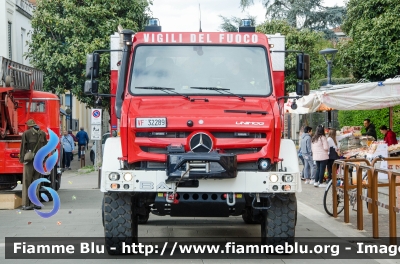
top-left (136, 118), bottom-right (167, 128)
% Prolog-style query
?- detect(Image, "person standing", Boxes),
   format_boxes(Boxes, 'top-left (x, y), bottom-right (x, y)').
top-left (363, 119), bottom-right (377, 141)
top-left (298, 126), bottom-right (305, 180)
top-left (76, 127), bottom-right (89, 161)
top-left (326, 128), bottom-right (353, 181)
top-left (300, 126), bottom-right (314, 184)
top-left (61, 130), bottom-right (74, 170)
top-left (19, 119), bottom-right (47, 210)
top-left (68, 129), bottom-right (78, 142)
top-left (379, 125), bottom-right (398, 146)
top-left (311, 125), bottom-right (329, 187)
top-left (68, 129), bottom-right (77, 161)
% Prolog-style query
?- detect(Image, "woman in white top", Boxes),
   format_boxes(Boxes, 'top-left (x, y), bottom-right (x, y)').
top-left (326, 129), bottom-right (352, 181)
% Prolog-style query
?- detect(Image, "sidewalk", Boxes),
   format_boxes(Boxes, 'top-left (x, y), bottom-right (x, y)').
top-left (64, 158), bottom-right (400, 238)
top-left (298, 164), bottom-right (400, 238)
top-left (62, 143), bottom-right (93, 170)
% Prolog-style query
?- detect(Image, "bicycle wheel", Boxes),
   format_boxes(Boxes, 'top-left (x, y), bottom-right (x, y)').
top-left (324, 180), bottom-right (345, 216)
top-left (362, 171), bottom-right (369, 210)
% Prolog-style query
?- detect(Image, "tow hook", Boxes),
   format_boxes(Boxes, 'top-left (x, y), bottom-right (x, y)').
top-left (226, 193), bottom-right (236, 206)
top-left (251, 193), bottom-right (272, 210)
top-left (166, 192), bottom-right (179, 204)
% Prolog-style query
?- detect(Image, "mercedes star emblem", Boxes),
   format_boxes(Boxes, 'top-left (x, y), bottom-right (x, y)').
top-left (189, 133), bottom-right (213, 153)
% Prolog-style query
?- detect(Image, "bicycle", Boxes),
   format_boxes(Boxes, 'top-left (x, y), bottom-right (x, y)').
top-left (323, 154), bottom-right (370, 216)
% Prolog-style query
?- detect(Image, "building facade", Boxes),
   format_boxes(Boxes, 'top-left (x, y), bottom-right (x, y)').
top-left (1, 0), bottom-right (95, 139)
top-left (0, 0), bottom-right (35, 65)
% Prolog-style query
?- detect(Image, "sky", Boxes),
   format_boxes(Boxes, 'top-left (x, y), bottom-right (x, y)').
top-left (149, 0), bottom-right (346, 32)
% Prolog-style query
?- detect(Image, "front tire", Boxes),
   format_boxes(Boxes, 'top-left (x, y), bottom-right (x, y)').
top-left (104, 192), bottom-right (138, 255)
top-left (261, 194), bottom-right (296, 247)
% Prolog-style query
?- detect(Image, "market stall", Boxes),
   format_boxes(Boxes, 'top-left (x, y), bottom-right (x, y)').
top-left (285, 77), bottom-right (400, 113)
top-left (285, 77), bottom-right (400, 176)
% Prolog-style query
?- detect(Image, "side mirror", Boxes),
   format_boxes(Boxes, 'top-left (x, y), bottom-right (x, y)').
top-left (84, 80), bottom-right (99, 94)
top-left (296, 54), bottom-right (310, 80)
top-left (296, 81), bottom-right (310, 96)
top-left (85, 53), bottom-right (100, 79)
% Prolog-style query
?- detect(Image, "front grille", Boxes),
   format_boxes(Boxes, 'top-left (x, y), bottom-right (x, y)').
top-left (136, 132), bottom-right (190, 138)
top-left (140, 146), bottom-right (168, 154)
top-left (211, 132), bottom-right (266, 138)
top-left (140, 146), bottom-right (261, 155)
top-left (136, 131), bottom-right (265, 139)
top-left (223, 148), bottom-right (261, 155)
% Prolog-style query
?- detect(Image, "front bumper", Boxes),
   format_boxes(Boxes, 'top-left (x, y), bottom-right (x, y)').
top-left (101, 169), bottom-right (301, 193)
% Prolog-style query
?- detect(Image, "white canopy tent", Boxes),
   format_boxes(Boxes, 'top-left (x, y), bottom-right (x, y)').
top-left (285, 77), bottom-right (400, 114)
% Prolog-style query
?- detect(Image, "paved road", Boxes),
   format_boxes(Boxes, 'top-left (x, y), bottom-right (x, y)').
top-left (0, 168), bottom-right (398, 263)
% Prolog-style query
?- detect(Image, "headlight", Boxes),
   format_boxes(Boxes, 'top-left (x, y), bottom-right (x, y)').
top-left (109, 172), bottom-right (120, 181)
top-left (269, 174), bottom-right (278, 183)
top-left (124, 173), bottom-right (133, 181)
top-left (282, 174), bottom-right (293, 182)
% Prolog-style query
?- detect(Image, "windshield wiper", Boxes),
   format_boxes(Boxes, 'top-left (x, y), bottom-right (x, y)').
top-left (190, 87), bottom-right (245, 101)
top-left (135, 86), bottom-right (190, 100)
top-left (224, 109), bottom-right (267, 115)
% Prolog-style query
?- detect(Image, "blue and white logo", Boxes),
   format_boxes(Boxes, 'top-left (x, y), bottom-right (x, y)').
top-left (33, 128), bottom-right (59, 175)
top-left (28, 178), bottom-right (60, 218)
top-left (28, 128), bottom-right (60, 218)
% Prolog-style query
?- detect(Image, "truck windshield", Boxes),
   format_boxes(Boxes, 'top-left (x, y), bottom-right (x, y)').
top-left (130, 45), bottom-right (271, 96)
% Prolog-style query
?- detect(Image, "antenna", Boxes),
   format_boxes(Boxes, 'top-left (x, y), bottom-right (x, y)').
top-left (199, 3), bottom-right (202, 32)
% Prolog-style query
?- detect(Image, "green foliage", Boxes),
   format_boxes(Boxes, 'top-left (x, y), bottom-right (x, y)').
top-left (256, 20), bottom-right (350, 93)
top-left (338, 105), bottom-right (400, 139)
top-left (219, 15), bottom-right (256, 32)
top-left (26, 0), bottom-right (151, 109)
top-left (239, 0), bottom-right (345, 39)
top-left (340, 0), bottom-right (400, 81)
top-left (318, 77), bottom-right (357, 86)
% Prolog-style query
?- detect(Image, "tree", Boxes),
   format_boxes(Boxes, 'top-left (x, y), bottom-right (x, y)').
top-left (256, 20), bottom-right (350, 93)
top-left (219, 15), bottom-right (256, 32)
top-left (239, 0), bottom-right (345, 39)
top-left (26, 0), bottom-right (151, 110)
top-left (340, 0), bottom-right (400, 81)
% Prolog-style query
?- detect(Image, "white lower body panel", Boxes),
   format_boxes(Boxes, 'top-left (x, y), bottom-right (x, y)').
top-left (101, 138), bottom-right (301, 193)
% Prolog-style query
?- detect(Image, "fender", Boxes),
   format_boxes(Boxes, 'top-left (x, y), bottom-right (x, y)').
top-left (278, 139), bottom-right (302, 192)
top-left (101, 137), bottom-right (123, 192)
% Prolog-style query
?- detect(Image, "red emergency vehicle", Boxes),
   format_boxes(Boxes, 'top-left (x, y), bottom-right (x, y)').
top-left (0, 57), bottom-right (62, 191)
top-left (85, 19), bottom-right (309, 254)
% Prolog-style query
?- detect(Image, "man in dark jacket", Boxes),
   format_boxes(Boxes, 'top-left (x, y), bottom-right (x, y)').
top-left (19, 119), bottom-right (47, 210)
top-left (363, 119), bottom-right (377, 140)
top-left (76, 127), bottom-right (89, 161)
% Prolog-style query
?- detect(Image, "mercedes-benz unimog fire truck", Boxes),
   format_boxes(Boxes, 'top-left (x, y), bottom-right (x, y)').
top-left (85, 19), bottom-right (310, 254)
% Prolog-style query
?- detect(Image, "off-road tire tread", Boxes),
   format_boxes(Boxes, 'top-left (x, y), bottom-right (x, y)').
top-left (104, 192), bottom-right (138, 255)
top-left (262, 193), bottom-right (296, 247)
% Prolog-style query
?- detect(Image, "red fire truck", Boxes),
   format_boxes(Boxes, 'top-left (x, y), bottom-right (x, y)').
top-left (85, 19), bottom-right (309, 254)
top-left (0, 57), bottom-right (62, 191)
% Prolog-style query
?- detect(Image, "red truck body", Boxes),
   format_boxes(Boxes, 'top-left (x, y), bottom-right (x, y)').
top-left (0, 57), bottom-right (61, 190)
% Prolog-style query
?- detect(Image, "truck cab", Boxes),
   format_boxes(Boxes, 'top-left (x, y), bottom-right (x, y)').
top-left (86, 19), bottom-right (309, 254)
